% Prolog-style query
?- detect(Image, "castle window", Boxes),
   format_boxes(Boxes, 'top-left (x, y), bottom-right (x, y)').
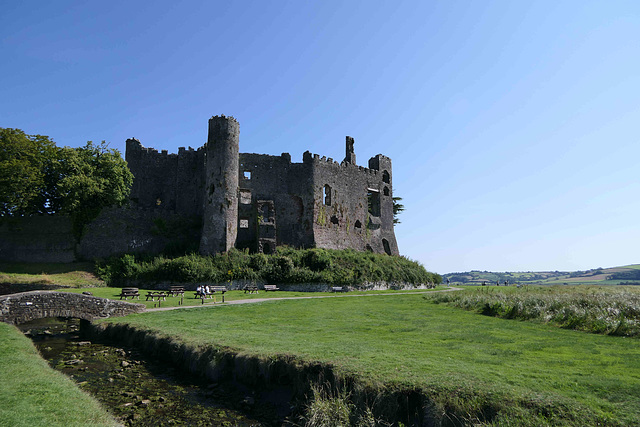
top-left (323, 185), bottom-right (331, 206)
top-left (367, 189), bottom-right (380, 217)
top-left (330, 215), bottom-right (339, 225)
top-left (354, 220), bottom-right (362, 229)
top-left (239, 218), bottom-right (249, 228)
top-left (382, 239), bottom-right (391, 255)
top-left (383, 187), bottom-right (390, 196)
top-left (240, 189), bottom-right (251, 204)
top-left (243, 170), bottom-right (252, 180)
top-left (382, 170), bottom-right (390, 184)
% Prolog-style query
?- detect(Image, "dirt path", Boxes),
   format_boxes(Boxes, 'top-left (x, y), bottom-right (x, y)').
top-left (146, 287), bottom-right (462, 312)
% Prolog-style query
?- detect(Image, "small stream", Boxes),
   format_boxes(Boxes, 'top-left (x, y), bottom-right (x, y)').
top-left (19, 317), bottom-right (282, 426)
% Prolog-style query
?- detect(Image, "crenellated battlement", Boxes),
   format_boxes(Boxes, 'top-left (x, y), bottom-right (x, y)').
top-left (302, 151), bottom-right (381, 176)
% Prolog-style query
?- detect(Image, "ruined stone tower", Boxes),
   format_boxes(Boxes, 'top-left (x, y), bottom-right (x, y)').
top-left (200, 115), bottom-right (240, 254)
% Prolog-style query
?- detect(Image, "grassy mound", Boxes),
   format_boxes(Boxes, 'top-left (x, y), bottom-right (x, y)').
top-left (0, 322), bottom-right (117, 426)
top-left (0, 262), bottom-right (105, 294)
top-left (97, 247), bottom-right (440, 286)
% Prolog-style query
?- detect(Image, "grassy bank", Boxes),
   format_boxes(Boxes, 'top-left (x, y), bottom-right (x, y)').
top-left (97, 247), bottom-right (440, 286)
top-left (0, 322), bottom-right (117, 427)
top-left (101, 293), bottom-right (640, 426)
top-left (0, 262), bottom-right (105, 289)
top-left (428, 285), bottom-right (640, 337)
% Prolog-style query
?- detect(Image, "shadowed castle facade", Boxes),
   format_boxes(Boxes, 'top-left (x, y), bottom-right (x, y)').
top-left (125, 115), bottom-right (399, 256)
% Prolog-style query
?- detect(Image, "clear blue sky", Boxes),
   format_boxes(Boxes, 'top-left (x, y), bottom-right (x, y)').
top-left (2, 1), bottom-right (639, 274)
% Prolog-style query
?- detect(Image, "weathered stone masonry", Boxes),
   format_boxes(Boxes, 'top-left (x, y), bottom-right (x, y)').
top-left (0, 115), bottom-right (399, 262)
top-left (125, 115), bottom-right (399, 256)
top-left (0, 291), bottom-right (145, 325)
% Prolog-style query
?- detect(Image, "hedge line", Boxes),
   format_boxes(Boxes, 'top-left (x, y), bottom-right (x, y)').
top-left (97, 247), bottom-right (441, 287)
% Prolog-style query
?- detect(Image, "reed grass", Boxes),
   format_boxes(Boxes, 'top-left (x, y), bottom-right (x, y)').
top-left (428, 285), bottom-right (640, 337)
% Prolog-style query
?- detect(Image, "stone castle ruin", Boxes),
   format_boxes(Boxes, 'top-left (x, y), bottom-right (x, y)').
top-left (126, 115), bottom-right (398, 256)
top-left (0, 115), bottom-right (398, 262)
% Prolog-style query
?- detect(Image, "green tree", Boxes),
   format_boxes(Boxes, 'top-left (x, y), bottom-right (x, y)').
top-left (0, 129), bottom-right (133, 237)
top-left (392, 196), bottom-right (405, 225)
top-left (0, 128), bottom-right (60, 216)
top-left (56, 141), bottom-right (133, 237)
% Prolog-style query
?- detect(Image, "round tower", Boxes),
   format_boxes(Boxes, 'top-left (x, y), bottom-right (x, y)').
top-left (199, 115), bottom-right (240, 254)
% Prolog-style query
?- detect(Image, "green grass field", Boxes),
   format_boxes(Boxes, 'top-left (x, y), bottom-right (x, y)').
top-left (100, 291), bottom-right (640, 426)
top-left (0, 322), bottom-right (117, 427)
top-left (60, 286), bottom-right (445, 309)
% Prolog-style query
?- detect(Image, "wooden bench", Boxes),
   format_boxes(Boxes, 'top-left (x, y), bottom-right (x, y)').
top-left (168, 286), bottom-right (185, 297)
top-left (264, 284), bottom-right (279, 292)
top-left (145, 291), bottom-right (167, 301)
top-left (243, 284), bottom-right (259, 294)
top-left (331, 286), bottom-right (347, 293)
top-left (118, 287), bottom-right (140, 300)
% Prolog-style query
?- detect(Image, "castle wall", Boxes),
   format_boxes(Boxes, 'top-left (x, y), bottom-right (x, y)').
top-left (306, 152), bottom-right (399, 255)
top-left (125, 138), bottom-right (205, 217)
top-left (0, 216), bottom-right (76, 263)
top-left (78, 207), bottom-right (201, 259)
top-left (236, 153), bottom-right (315, 252)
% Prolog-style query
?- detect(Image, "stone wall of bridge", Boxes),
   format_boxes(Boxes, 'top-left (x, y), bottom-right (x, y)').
top-left (0, 291), bottom-right (145, 325)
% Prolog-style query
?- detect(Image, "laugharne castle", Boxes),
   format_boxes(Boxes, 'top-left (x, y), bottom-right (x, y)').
top-left (0, 115), bottom-right (399, 263)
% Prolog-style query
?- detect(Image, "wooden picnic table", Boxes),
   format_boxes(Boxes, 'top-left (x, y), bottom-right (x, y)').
top-left (243, 284), bottom-right (259, 294)
top-left (146, 291), bottom-right (167, 301)
top-left (168, 286), bottom-right (185, 297)
top-left (118, 287), bottom-right (140, 300)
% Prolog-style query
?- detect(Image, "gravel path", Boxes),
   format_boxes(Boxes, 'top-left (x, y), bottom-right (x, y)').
top-left (146, 287), bottom-right (462, 312)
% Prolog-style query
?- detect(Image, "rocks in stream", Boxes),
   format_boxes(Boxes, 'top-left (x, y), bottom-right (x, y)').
top-left (25, 318), bottom-right (271, 426)
top-left (136, 399), bottom-right (151, 407)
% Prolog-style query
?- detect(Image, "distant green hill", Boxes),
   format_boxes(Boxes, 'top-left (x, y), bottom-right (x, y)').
top-left (443, 264), bottom-right (640, 286)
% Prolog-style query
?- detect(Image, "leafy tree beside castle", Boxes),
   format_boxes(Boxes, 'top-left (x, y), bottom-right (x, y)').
top-left (0, 128), bottom-right (133, 236)
top-left (392, 197), bottom-right (405, 225)
top-left (0, 128), bottom-right (59, 216)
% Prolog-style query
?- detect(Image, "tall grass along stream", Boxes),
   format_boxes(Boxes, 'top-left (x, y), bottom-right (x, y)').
top-left (428, 285), bottom-right (640, 337)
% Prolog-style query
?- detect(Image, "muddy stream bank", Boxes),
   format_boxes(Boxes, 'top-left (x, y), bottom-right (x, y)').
top-left (20, 317), bottom-right (285, 426)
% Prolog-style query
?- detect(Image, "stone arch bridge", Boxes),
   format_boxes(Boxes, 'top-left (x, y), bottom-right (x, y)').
top-left (0, 291), bottom-right (145, 325)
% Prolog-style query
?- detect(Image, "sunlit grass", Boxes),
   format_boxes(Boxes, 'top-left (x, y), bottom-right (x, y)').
top-left (102, 293), bottom-right (640, 425)
top-left (0, 322), bottom-right (117, 426)
top-left (0, 262), bottom-right (105, 288)
top-left (61, 286), bottom-right (445, 309)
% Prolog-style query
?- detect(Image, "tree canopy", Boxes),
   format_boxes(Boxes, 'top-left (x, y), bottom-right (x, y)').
top-left (0, 128), bottom-right (133, 236)
top-left (0, 128), bottom-right (59, 216)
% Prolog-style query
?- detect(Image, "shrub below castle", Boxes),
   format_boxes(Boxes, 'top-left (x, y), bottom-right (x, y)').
top-left (97, 247), bottom-right (441, 287)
